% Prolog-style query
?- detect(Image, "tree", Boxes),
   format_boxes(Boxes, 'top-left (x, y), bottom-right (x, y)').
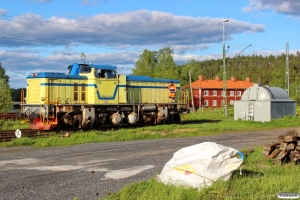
top-left (132, 47), bottom-right (180, 81)
top-left (0, 63), bottom-right (13, 112)
top-left (132, 49), bottom-right (158, 77)
top-left (153, 47), bottom-right (179, 80)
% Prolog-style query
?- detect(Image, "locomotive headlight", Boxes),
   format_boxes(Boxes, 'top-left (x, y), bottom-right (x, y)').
top-left (40, 97), bottom-right (45, 101)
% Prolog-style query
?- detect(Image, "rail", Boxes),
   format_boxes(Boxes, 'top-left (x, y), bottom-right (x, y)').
top-left (0, 112), bottom-right (24, 121)
top-left (0, 129), bottom-right (53, 142)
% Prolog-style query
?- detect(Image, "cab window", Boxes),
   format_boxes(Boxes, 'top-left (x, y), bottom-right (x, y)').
top-left (80, 65), bottom-right (91, 74)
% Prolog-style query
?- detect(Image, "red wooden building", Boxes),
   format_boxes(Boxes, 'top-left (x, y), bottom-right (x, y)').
top-left (184, 75), bottom-right (254, 108)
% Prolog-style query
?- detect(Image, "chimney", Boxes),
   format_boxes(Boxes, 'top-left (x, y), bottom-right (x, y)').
top-left (215, 76), bottom-right (221, 81)
top-left (198, 75), bottom-right (204, 81)
top-left (231, 77), bottom-right (236, 82)
top-left (246, 77), bottom-right (251, 82)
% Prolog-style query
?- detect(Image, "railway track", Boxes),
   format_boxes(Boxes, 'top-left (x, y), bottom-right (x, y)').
top-left (0, 119), bottom-right (221, 142)
top-left (0, 112), bottom-right (25, 121)
top-left (0, 129), bottom-right (54, 142)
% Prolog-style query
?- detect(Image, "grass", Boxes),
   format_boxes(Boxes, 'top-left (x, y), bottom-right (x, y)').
top-left (101, 147), bottom-right (300, 200)
top-left (1, 107), bottom-right (300, 148)
top-left (2, 108), bottom-right (300, 199)
top-left (0, 119), bottom-right (29, 130)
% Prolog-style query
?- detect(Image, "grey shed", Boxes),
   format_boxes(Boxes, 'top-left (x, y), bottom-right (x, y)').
top-left (234, 84), bottom-right (296, 122)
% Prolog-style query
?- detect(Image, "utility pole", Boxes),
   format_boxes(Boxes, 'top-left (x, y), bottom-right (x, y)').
top-left (285, 42), bottom-right (289, 95)
top-left (189, 70), bottom-right (195, 113)
top-left (222, 19), bottom-right (229, 116)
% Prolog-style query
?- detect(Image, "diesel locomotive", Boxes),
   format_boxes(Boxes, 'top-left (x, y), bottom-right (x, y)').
top-left (21, 63), bottom-right (189, 130)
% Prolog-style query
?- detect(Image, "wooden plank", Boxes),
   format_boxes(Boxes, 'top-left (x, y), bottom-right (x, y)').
top-left (279, 143), bottom-right (288, 151)
top-left (263, 142), bottom-right (280, 151)
top-left (269, 148), bottom-right (281, 158)
top-left (284, 135), bottom-right (297, 143)
top-left (278, 135), bottom-right (285, 143)
top-left (289, 154), bottom-right (300, 162)
top-left (292, 128), bottom-right (300, 137)
top-left (290, 150), bottom-right (300, 157)
top-left (276, 151), bottom-right (288, 160)
top-left (261, 149), bottom-right (271, 157)
top-left (286, 143), bottom-right (295, 152)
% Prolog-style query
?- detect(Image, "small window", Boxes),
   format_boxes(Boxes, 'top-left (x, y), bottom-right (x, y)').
top-left (81, 83), bottom-right (86, 101)
top-left (237, 91), bottom-right (242, 96)
top-left (204, 90), bottom-right (209, 96)
top-left (230, 91), bottom-right (234, 96)
top-left (212, 91), bottom-right (217, 96)
top-left (74, 83), bottom-right (78, 101)
top-left (212, 100), bottom-right (217, 106)
top-left (230, 100), bottom-right (234, 105)
top-left (221, 91), bottom-right (224, 97)
top-left (221, 100), bottom-right (224, 106)
top-left (204, 100), bottom-right (209, 106)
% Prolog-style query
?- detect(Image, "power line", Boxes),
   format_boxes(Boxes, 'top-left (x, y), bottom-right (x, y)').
top-left (0, 14), bottom-right (164, 38)
top-left (0, 36), bottom-right (145, 53)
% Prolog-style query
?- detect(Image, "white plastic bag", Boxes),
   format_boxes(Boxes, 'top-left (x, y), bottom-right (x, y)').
top-left (158, 142), bottom-right (244, 189)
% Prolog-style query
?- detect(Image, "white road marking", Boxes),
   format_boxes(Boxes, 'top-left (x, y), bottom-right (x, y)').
top-left (0, 158), bottom-right (39, 166)
top-left (0, 157), bottom-right (155, 180)
top-left (102, 165), bottom-right (155, 180)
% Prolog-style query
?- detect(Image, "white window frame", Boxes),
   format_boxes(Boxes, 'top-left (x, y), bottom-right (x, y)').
top-left (204, 90), bottom-right (209, 96)
top-left (221, 100), bottom-right (224, 106)
top-left (237, 91), bottom-right (242, 96)
top-left (212, 91), bottom-right (217, 96)
top-left (230, 100), bottom-right (234, 105)
top-left (230, 91), bottom-right (234, 96)
top-left (204, 100), bottom-right (209, 106)
top-left (212, 100), bottom-right (217, 106)
top-left (221, 91), bottom-right (224, 97)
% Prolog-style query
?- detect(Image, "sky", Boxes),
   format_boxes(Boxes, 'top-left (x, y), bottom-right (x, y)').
top-left (0, 0), bottom-right (300, 88)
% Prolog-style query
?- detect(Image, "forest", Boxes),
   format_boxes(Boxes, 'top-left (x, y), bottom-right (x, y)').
top-left (132, 47), bottom-right (300, 101)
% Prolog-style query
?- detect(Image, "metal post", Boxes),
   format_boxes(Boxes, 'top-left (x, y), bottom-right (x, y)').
top-left (222, 19), bottom-right (229, 116)
top-left (223, 43), bottom-right (227, 116)
top-left (285, 42), bottom-right (289, 95)
top-left (189, 71), bottom-right (195, 113)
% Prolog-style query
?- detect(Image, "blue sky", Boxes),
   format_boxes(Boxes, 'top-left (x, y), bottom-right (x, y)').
top-left (0, 0), bottom-right (300, 88)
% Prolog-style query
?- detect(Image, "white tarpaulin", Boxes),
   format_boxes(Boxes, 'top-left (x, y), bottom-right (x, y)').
top-left (158, 142), bottom-right (244, 189)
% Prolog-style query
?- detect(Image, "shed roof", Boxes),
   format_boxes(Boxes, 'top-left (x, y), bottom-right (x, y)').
top-left (241, 84), bottom-right (290, 101)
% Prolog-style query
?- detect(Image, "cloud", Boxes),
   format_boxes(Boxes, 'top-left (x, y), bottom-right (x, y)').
top-left (0, 10), bottom-right (267, 88)
top-left (243, 0), bottom-right (300, 16)
top-left (81, 0), bottom-right (98, 5)
top-left (0, 10), bottom-right (265, 49)
top-left (24, 0), bottom-right (53, 3)
top-left (0, 8), bottom-right (8, 15)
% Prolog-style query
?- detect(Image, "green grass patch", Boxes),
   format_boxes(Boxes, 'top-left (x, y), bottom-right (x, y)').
top-left (0, 120), bottom-right (29, 130)
top-left (101, 147), bottom-right (300, 200)
top-left (1, 107), bottom-right (300, 148)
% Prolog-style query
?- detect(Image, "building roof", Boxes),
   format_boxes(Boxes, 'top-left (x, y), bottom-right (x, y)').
top-left (183, 76), bottom-right (254, 89)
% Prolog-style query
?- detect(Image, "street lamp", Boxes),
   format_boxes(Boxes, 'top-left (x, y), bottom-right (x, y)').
top-left (222, 19), bottom-right (229, 116)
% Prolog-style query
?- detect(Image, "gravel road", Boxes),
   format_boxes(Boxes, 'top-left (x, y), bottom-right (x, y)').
top-left (0, 127), bottom-right (294, 200)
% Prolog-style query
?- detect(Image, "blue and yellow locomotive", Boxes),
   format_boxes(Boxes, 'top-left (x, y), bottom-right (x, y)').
top-left (22, 63), bottom-right (188, 130)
